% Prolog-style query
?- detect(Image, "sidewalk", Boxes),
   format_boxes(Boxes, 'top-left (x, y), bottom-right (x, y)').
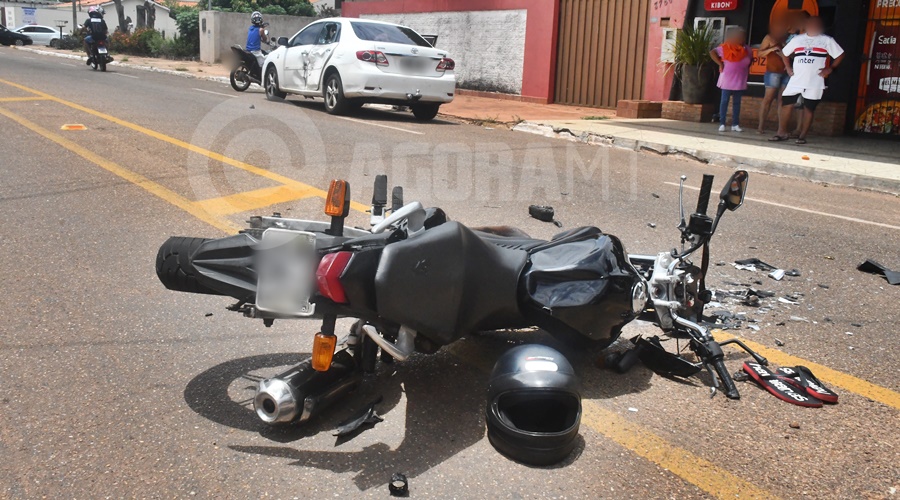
top-left (512, 118), bottom-right (900, 194)
top-left (13, 46), bottom-right (898, 193)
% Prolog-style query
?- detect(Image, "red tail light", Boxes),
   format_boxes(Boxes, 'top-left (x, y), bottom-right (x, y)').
top-left (356, 50), bottom-right (389, 66)
top-left (436, 58), bottom-right (455, 71)
top-left (316, 251), bottom-right (352, 303)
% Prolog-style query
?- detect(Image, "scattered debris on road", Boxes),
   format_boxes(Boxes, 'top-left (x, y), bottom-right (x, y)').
top-left (333, 396), bottom-right (384, 438)
top-left (857, 259), bottom-right (900, 285)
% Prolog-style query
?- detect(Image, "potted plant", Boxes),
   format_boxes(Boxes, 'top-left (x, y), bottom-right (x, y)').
top-left (674, 26), bottom-right (716, 104)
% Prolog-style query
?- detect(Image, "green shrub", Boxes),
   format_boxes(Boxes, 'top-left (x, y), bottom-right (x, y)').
top-left (57, 32), bottom-right (84, 51)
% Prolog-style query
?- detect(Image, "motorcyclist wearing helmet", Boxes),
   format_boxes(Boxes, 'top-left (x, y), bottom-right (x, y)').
top-left (246, 11), bottom-right (266, 67)
top-left (83, 6), bottom-right (109, 64)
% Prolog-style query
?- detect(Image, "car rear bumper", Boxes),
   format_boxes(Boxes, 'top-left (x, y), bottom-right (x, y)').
top-left (342, 67), bottom-right (456, 104)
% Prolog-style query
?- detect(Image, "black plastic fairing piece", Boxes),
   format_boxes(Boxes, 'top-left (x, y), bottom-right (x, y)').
top-left (191, 233), bottom-right (258, 301)
top-left (391, 187), bottom-right (404, 213)
top-left (633, 336), bottom-right (702, 378)
top-left (374, 221), bottom-right (527, 345)
top-left (522, 227), bottom-right (641, 346)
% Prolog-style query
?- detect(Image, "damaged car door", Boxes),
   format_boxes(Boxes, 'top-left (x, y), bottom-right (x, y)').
top-left (305, 21), bottom-right (340, 92)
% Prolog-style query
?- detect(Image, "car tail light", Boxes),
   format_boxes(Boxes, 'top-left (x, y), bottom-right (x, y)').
top-left (356, 50), bottom-right (389, 66)
top-left (316, 251), bottom-right (352, 303)
top-left (436, 58), bottom-right (455, 71)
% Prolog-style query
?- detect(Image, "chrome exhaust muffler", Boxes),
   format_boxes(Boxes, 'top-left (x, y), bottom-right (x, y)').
top-left (254, 349), bottom-right (361, 425)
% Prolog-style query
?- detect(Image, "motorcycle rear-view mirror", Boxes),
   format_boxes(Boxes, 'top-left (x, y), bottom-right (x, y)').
top-left (276, 36), bottom-right (289, 46)
top-left (720, 170), bottom-right (749, 212)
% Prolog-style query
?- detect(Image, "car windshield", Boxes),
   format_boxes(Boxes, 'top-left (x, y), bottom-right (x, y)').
top-left (350, 22), bottom-right (430, 47)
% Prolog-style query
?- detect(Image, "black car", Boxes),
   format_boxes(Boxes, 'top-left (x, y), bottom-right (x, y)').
top-left (0, 24), bottom-right (33, 46)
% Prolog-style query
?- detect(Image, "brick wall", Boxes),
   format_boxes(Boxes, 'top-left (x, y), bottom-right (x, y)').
top-left (617, 100), bottom-right (663, 119)
top-left (661, 101), bottom-right (715, 122)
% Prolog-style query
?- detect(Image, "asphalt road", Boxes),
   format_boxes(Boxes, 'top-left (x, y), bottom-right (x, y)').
top-left (1, 48), bottom-right (899, 499)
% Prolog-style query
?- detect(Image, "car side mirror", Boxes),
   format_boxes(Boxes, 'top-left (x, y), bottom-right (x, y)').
top-left (277, 36), bottom-right (288, 46)
top-left (720, 170), bottom-right (748, 212)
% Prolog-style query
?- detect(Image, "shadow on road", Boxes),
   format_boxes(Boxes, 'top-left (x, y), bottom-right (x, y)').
top-left (284, 98), bottom-right (458, 125)
top-left (183, 331), bottom-right (652, 491)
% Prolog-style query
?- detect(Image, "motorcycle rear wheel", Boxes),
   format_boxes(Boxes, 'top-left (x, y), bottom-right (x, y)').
top-left (156, 236), bottom-right (222, 295)
top-left (230, 66), bottom-right (251, 92)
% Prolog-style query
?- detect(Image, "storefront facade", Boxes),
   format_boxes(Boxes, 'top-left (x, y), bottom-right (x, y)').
top-left (656, 0), bottom-right (899, 137)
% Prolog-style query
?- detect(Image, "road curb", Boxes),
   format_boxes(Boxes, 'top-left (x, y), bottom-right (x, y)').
top-left (512, 121), bottom-right (900, 195)
top-left (12, 46), bottom-right (230, 85)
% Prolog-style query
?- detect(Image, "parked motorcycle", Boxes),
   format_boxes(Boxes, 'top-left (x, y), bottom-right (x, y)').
top-left (156, 171), bottom-right (767, 426)
top-left (87, 39), bottom-right (113, 72)
top-left (229, 32), bottom-right (277, 92)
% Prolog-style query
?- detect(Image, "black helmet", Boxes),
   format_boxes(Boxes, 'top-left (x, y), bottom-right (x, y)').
top-left (485, 344), bottom-right (581, 465)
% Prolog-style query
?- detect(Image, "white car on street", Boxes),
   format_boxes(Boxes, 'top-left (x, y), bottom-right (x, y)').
top-left (14, 25), bottom-right (61, 47)
top-left (262, 17), bottom-right (456, 121)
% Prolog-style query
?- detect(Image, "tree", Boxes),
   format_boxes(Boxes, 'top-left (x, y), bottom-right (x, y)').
top-left (110, 0), bottom-right (129, 33)
top-left (316, 5), bottom-right (339, 18)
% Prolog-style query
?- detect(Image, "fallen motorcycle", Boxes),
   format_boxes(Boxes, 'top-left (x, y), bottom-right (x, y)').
top-left (156, 170), bottom-right (767, 426)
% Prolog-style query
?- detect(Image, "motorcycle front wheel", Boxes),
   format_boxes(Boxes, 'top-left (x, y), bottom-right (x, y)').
top-left (230, 66), bottom-right (251, 92)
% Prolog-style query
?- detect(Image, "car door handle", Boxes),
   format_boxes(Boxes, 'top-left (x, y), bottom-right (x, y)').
top-left (301, 51), bottom-right (308, 56)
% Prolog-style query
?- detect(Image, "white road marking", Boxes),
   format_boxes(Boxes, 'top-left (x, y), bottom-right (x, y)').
top-left (334, 115), bottom-right (424, 135)
top-left (59, 62), bottom-right (76, 67)
top-left (21, 56), bottom-right (35, 60)
top-left (116, 73), bottom-right (139, 79)
top-left (193, 88), bottom-right (236, 98)
top-left (666, 182), bottom-right (900, 231)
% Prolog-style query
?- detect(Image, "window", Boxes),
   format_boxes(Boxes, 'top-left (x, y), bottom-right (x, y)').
top-left (316, 22), bottom-right (340, 45)
top-left (350, 22), bottom-right (430, 47)
top-left (38, 27), bottom-right (55, 33)
top-left (291, 23), bottom-right (322, 47)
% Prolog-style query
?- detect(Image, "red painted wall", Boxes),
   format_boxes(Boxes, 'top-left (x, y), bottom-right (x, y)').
top-left (643, 0), bottom-right (691, 101)
top-left (342, 0), bottom-right (559, 102)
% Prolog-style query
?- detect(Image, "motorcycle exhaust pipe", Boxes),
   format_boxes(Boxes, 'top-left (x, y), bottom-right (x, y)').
top-left (254, 349), bottom-right (361, 425)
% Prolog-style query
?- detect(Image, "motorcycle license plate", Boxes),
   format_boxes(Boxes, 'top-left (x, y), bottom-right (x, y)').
top-left (255, 229), bottom-right (317, 316)
top-left (97, 47), bottom-right (108, 54)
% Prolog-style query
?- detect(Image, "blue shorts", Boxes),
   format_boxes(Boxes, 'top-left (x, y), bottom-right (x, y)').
top-left (764, 71), bottom-right (789, 89)
top-left (84, 35), bottom-right (93, 44)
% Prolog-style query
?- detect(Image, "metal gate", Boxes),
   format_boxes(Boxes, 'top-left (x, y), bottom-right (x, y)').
top-left (554, 0), bottom-right (651, 108)
top-left (854, 0), bottom-right (900, 136)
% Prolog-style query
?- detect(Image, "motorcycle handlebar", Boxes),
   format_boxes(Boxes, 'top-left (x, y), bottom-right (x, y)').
top-left (712, 359), bottom-right (740, 399)
top-left (695, 174), bottom-right (715, 216)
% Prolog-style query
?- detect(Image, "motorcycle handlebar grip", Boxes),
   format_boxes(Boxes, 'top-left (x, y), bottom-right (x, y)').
top-left (713, 359), bottom-right (740, 399)
top-left (696, 174), bottom-right (714, 215)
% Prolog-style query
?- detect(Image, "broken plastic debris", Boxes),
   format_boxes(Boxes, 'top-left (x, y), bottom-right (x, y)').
top-left (789, 316), bottom-right (810, 322)
top-left (628, 407), bottom-right (639, 412)
top-left (647, 222), bottom-right (657, 228)
top-left (333, 396), bottom-right (384, 437)
top-left (845, 332), bottom-right (854, 336)
top-left (785, 269), bottom-right (801, 277)
top-left (775, 338), bottom-right (785, 346)
top-left (857, 259), bottom-right (900, 285)
top-left (778, 297), bottom-right (799, 305)
top-left (769, 269), bottom-right (786, 281)
top-left (735, 258), bottom-right (777, 271)
top-left (748, 324), bottom-right (760, 331)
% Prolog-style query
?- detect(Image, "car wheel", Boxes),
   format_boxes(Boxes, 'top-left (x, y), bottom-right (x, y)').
top-left (50, 39), bottom-right (59, 48)
top-left (412, 103), bottom-right (440, 121)
top-left (14, 39), bottom-right (24, 47)
top-left (230, 66), bottom-right (251, 92)
top-left (265, 66), bottom-right (286, 101)
top-left (323, 73), bottom-right (350, 115)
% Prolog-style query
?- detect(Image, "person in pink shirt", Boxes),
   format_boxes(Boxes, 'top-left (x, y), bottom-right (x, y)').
top-left (709, 27), bottom-right (752, 133)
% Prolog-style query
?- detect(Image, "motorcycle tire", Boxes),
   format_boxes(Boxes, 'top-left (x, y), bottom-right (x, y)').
top-left (100, 61), bottom-right (107, 72)
top-left (230, 67), bottom-right (251, 92)
top-left (155, 236), bottom-right (223, 295)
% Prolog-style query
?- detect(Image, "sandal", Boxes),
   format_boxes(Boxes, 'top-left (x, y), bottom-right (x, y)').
top-left (795, 138), bottom-right (808, 145)
top-left (776, 366), bottom-right (838, 404)
top-left (742, 362), bottom-right (823, 407)
top-left (768, 135), bottom-right (790, 142)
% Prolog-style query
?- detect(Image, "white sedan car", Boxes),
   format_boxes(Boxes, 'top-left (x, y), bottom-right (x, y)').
top-left (263, 18), bottom-right (456, 121)
top-left (14, 25), bottom-right (61, 47)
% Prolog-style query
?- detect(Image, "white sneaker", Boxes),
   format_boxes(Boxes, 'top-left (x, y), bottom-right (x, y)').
top-left (732, 125), bottom-right (743, 132)
top-left (718, 125), bottom-right (726, 132)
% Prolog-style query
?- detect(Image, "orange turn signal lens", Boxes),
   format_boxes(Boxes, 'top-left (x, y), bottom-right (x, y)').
top-left (325, 179), bottom-right (349, 217)
top-left (311, 333), bottom-right (337, 371)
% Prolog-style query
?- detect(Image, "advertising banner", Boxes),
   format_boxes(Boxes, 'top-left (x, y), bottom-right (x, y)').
top-left (855, 2), bottom-right (900, 135)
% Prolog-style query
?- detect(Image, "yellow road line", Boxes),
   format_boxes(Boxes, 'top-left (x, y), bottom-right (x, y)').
top-left (446, 341), bottom-right (778, 499)
top-left (581, 403), bottom-right (773, 500)
top-left (194, 184), bottom-right (320, 216)
top-left (0, 106), bottom-right (240, 234)
top-left (714, 330), bottom-right (900, 410)
top-left (0, 78), bottom-right (369, 213)
top-left (0, 96), bottom-right (49, 102)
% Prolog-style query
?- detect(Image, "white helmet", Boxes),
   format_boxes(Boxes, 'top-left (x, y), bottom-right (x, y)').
top-left (251, 11), bottom-right (263, 26)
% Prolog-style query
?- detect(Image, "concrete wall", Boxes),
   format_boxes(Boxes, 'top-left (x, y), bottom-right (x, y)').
top-left (360, 10), bottom-right (527, 95)
top-left (199, 11), bottom-right (316, 64)
top-left (343, 0), bottom-right (559, 103)
top-left (643, 0), bottom-right (690, 102)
